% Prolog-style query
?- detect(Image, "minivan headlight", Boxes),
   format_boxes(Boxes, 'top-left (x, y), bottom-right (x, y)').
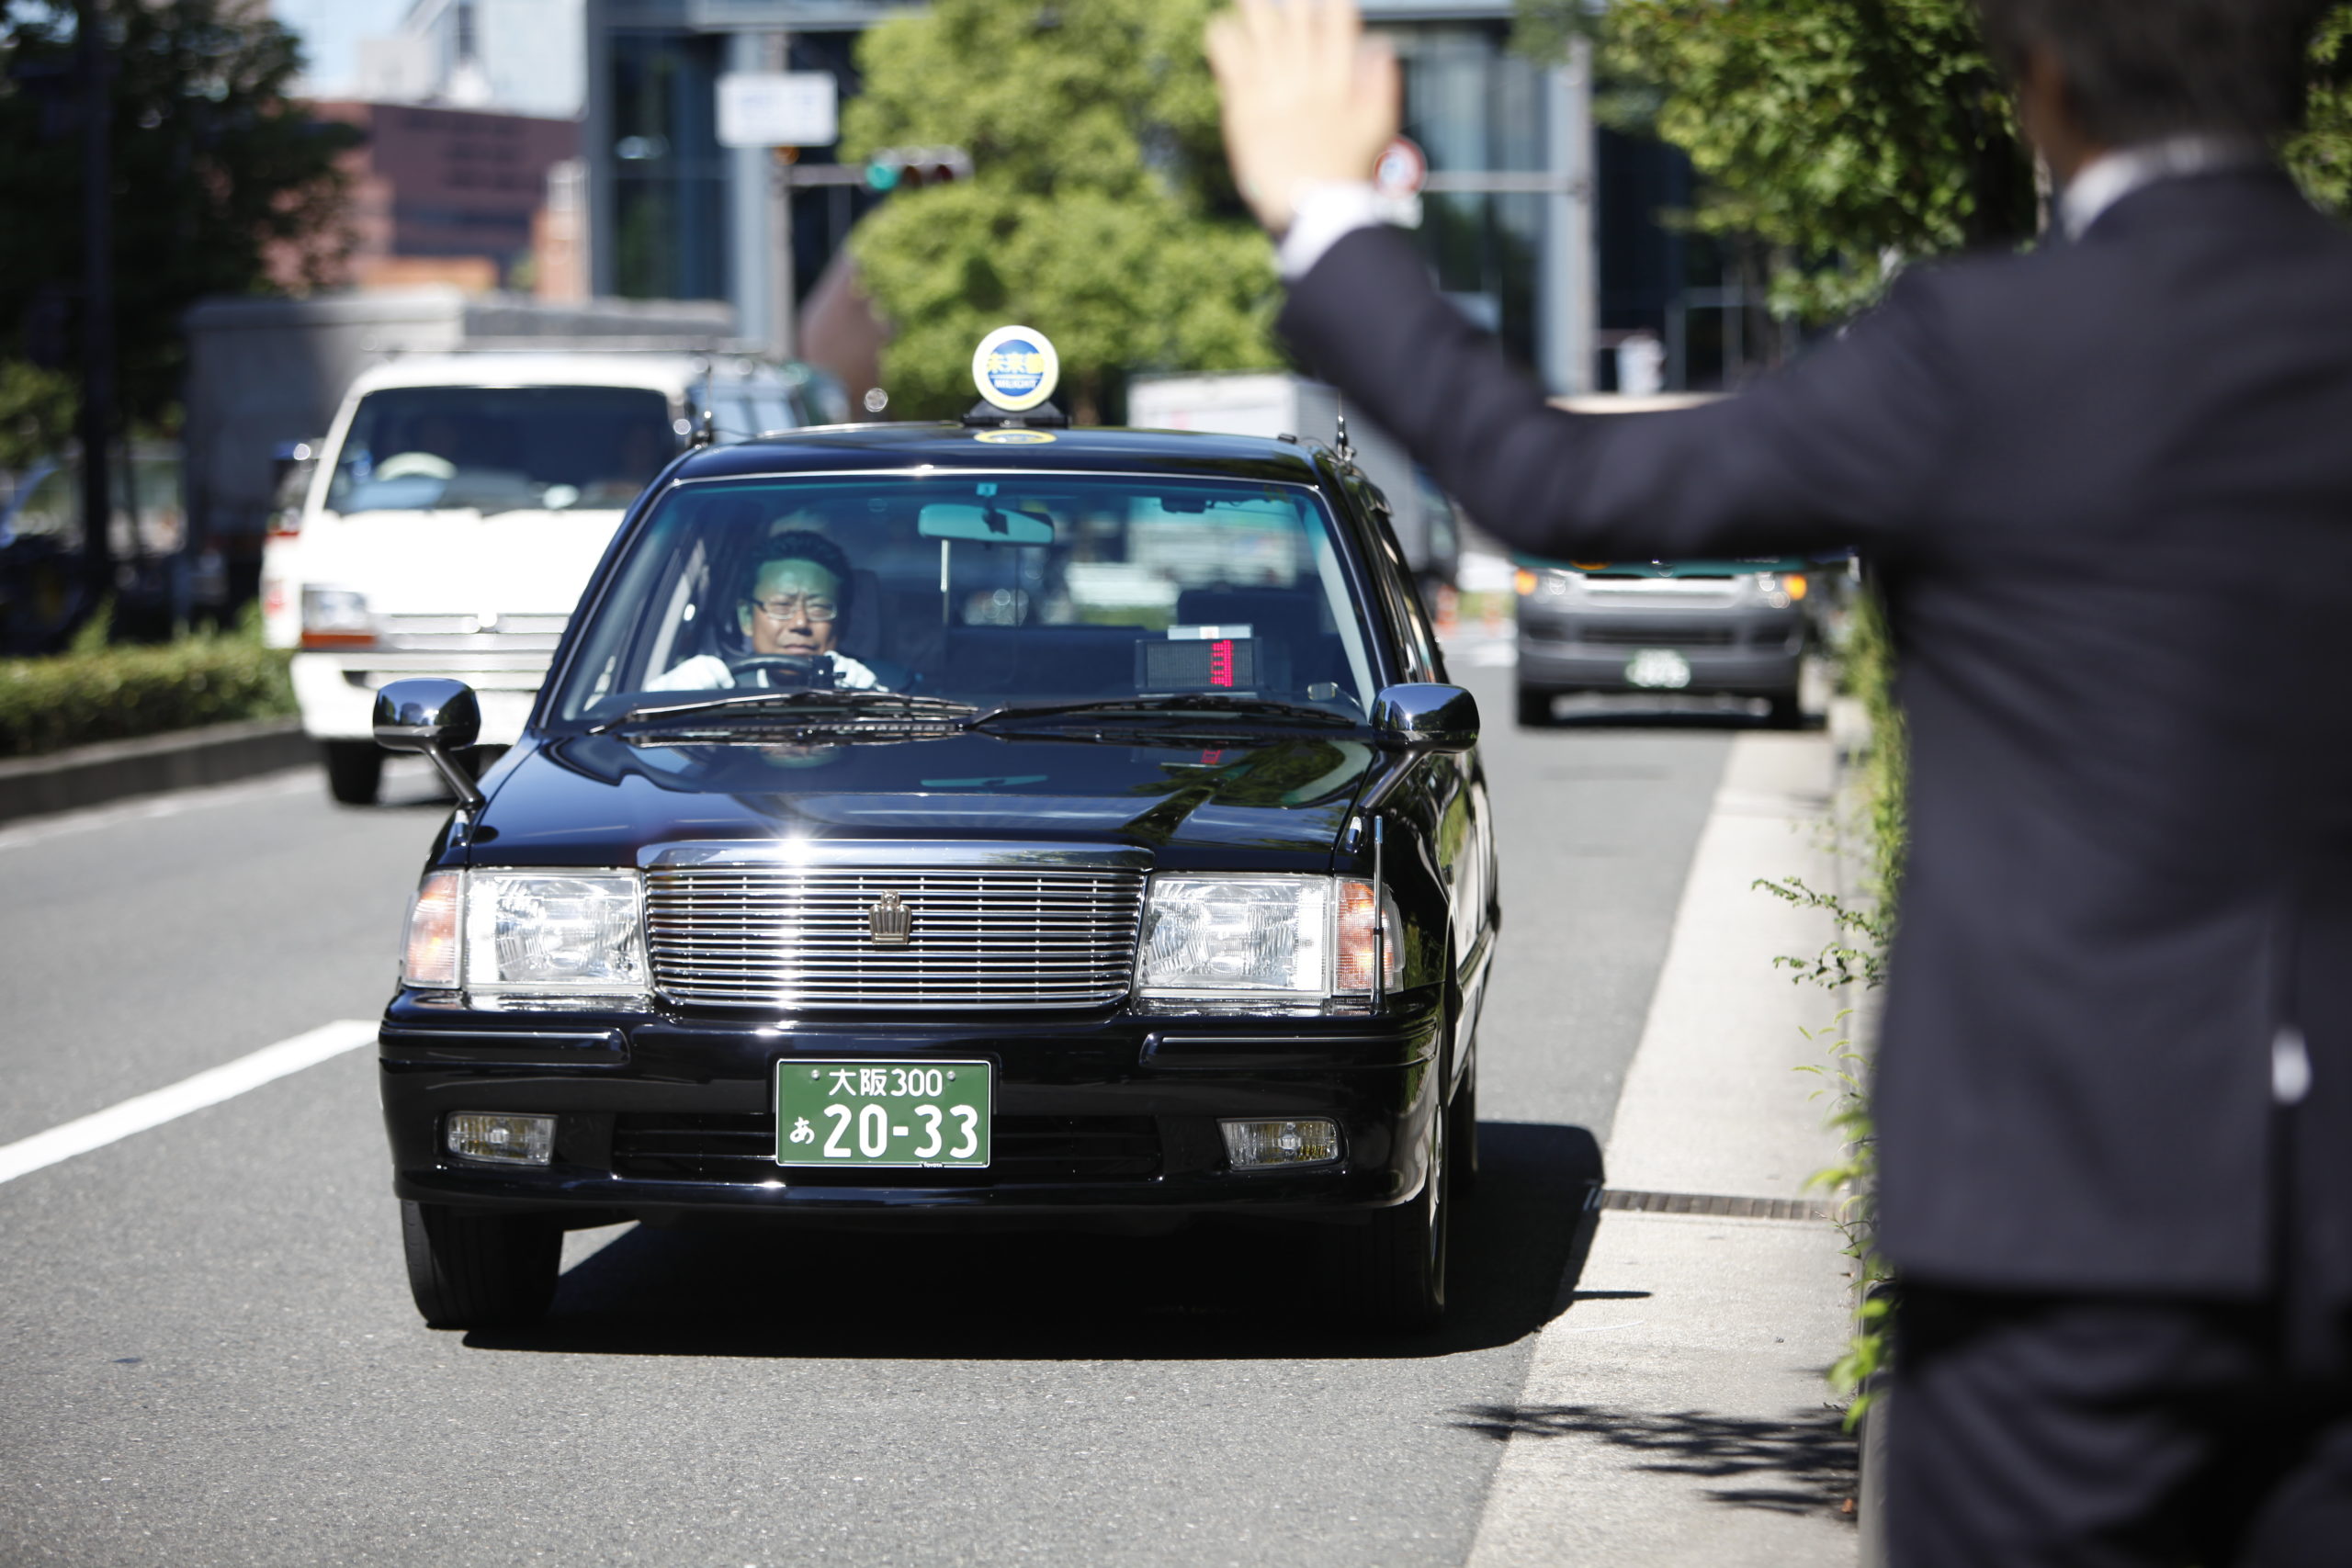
top-left (1136, 875), bottom-right (1396, 1000)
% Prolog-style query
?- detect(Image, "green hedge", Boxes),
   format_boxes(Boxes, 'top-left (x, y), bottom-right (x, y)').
top-left (0, 632), bottom-right (296, 759)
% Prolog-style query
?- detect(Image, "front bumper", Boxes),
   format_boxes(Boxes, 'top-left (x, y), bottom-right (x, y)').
top-left (1515, 602), bottom-right (1803, 695)
top-left (380, 997), bottom-right (1445, 1228)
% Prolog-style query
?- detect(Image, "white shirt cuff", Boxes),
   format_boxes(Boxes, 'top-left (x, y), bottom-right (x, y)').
top-left (1278, 182), bottom-right (1383, 281)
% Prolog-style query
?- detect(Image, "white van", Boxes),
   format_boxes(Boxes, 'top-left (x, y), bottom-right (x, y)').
top-left (262, 351), bottom-right (817, 803)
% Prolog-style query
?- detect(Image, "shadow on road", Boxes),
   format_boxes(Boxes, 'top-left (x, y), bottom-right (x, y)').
top-left (462, 1121), bottom-right (1604, 1361)
top-left (1451, 1400), bottom-right (1858, 1520)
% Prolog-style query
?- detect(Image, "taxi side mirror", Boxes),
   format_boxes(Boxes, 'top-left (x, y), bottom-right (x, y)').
top-left (1373, 682), bottom-right (1479, 753)
top-left (373, 677), bottom-right (486, 810)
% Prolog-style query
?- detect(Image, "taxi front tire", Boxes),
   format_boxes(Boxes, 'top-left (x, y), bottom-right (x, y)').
top-left (1329, 1106), bottom-right (1450, 1330)
top-left (401, 1201), bottom-right (560, 1329)
top-left (1448, 1058), bottom-right (1479, 1198)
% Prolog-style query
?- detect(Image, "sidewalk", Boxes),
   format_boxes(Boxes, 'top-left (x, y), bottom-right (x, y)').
top-left (1468, 730), bottom-right (1861, 1566)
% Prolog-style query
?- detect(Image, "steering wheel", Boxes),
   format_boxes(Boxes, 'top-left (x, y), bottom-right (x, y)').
top-left (729, 653), bottom-right (832, 690)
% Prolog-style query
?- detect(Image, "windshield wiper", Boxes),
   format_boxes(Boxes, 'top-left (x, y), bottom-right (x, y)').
top-left (968, 695), bottom-right (1361, 733)
top-left (588, 689), bottom-right (979, 735)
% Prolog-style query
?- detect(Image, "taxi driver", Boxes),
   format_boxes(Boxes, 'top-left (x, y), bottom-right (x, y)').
top-left (649, 530), bottom-right (885, 691)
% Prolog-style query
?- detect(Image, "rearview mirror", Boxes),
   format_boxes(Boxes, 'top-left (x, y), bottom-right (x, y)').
top-left (1372, 683), bottom-right (1478, 752)
top-left (919, 503), bottom-right (1055, 546)
top-left (373, 677), bottom-right (486, 809)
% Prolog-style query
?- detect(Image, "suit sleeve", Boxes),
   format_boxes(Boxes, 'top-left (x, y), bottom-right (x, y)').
top-left (1276, 226), bottom-right (1961, 562)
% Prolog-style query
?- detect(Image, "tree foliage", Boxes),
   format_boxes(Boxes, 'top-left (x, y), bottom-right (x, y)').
top-left (842, 0), bottom-right (1280, 421)
top-left (0, 0), bottom-right (358, 443)
top-left (1521, 0), bottom-right (2352, 324)
top-left (2287, 11), bottom-right (2352, 209)
top-left (1521, 0), bottom-right (2033, 322)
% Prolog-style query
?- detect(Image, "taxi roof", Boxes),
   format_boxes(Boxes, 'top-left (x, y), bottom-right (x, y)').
top-left (669, 422), bottom-right (1331, 488)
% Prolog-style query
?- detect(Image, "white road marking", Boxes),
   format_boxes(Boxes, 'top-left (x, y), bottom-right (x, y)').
top-left (0, 1020), bottom-right (378, 1185)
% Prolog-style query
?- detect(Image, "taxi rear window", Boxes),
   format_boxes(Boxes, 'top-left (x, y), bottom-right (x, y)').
top-left (550, 473), bottom-right (1381, 724)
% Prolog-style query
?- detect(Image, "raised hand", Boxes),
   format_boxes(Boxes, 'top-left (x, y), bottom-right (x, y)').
top-left (1205, 0), bottom-right (1400, 234)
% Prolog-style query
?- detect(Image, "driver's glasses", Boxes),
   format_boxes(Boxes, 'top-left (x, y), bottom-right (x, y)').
top-left (747, 593), bottom-right (839, 623)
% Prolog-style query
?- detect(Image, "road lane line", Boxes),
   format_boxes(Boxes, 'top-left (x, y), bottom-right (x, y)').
top-left (0, 1020), bottom-right (378, 1185)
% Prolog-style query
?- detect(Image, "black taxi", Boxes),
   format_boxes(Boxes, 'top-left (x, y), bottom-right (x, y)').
top-left (373, 329), bottom-right (1500, 1331)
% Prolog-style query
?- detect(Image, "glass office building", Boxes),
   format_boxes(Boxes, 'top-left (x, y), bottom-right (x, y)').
top-left (584, 0), bottom-right (1767, 394)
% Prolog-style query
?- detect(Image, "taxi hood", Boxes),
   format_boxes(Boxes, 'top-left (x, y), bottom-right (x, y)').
top-left (467, 729), bottom-right (1377, 872)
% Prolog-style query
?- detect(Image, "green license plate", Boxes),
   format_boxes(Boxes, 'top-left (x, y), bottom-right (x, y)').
top-left (775, 1059), bottom-right (993, 1168)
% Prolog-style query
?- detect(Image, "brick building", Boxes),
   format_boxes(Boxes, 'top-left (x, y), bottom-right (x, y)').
top-left (296, 101), bottom-right (582, 293)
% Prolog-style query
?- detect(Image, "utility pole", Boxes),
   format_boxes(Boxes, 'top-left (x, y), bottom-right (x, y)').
top-left (76, 0), bottom-right (115, 624)
top-left (766, 30), bottom-right (797, 362)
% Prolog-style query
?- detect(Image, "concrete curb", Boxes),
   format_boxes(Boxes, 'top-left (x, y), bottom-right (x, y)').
top-left (1465, 733), bottom-right (1860, 1568)
top-left (0, 716), bottom-right (314, 826)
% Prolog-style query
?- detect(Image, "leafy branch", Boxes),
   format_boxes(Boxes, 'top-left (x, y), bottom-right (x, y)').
top-left (1756, 875), bottom-right (1892, 992)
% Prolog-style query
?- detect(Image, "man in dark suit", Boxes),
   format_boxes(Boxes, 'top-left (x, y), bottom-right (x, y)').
top-left (1210, 0), bottom-right (2352, 1559)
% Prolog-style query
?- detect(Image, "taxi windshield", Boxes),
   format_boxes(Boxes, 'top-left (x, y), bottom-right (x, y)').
top-left (548, 472), bottom-right (1382, 730)
top-left (327, 386), bottom-right (677, 515)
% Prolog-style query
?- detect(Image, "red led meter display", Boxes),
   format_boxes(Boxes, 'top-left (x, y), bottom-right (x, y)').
top-left (1136, 634), bottom-right (1256, 693)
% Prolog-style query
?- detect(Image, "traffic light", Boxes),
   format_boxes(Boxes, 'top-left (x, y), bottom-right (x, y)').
top-left (865, 145), bottom-right (972, 193)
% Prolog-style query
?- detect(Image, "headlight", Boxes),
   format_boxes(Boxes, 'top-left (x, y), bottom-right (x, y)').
top-left (401, 869), bottom-right (648, 1001)
top-left (466, 872), bottom-right (646, 996)
top-left (402, 871), bottom-right (461, 988)
top-left (300, 585), bottom-right (375, 646)
top-left (1137, 875), bottom-right (1398, 1000)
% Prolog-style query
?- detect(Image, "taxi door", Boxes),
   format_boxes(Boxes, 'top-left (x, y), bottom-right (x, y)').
top-left (1343, 470), bottom-right (1498, 1101)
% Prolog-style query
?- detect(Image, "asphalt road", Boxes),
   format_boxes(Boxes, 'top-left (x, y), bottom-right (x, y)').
top-left (0, 662), bottom-right (1737, 1568)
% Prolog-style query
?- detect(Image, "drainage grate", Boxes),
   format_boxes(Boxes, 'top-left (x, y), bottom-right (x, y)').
top-left (1595, 1187), bottom-right (1840, 1223)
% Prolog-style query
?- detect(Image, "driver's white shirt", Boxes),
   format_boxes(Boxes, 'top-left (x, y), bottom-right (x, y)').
top-left (647, 652), bottom-right (883, 692)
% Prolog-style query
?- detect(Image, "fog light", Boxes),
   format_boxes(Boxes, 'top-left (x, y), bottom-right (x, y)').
top-left (1221, 1118), bottom-right (1341, 1169)
top-left (445, 1112), bottom-right (555, 1166)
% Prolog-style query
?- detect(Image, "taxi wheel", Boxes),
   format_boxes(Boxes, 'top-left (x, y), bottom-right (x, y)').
top-left (323, 741), bottom-right (382, 806)
top-left (1448, 1061), bottom-right (1480, 1199)
top-left (1765, 691), bottom-right (1805, 729)
top-left (1515, 686), bottom-right (1557, 728)
top-left (401, 1201), bottom-right (560, 1329)
top-left (1334, 1110), bottom-right (1450, 1331)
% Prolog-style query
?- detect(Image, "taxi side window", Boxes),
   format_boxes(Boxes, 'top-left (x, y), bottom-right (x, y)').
top-left (1348, 473), bottom-right (1443, 684)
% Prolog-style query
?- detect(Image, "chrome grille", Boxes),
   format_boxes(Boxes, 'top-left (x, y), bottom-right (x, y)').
top-left (1578, 621), bottom-right (1741, 648)
top-left (1582, 579), bottom-right (1739, 605)
top-left (644, 866), bottom-right (1145, 1011)
top-left (378, 611), bottom-right (570, 653)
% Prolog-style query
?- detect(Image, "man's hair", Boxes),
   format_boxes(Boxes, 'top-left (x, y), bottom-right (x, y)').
top-left (745, 529), bottom-right (854, 628)
top-left (1975, 0), bottom-right (2329, 145)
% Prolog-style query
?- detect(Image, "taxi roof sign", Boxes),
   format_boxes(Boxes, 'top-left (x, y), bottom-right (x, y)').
top-left (972, 326), bottom-right (1060, 414)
